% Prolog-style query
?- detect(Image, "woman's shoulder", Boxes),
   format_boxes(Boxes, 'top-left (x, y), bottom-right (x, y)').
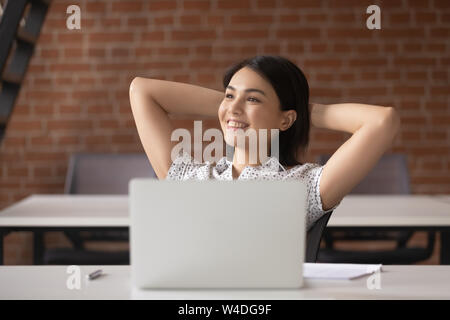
top-left (283, 161), bottom-right (323, 181)
top-left (166, 153), bottom-right (227, 180)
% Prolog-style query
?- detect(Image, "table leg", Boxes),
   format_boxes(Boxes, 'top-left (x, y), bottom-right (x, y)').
top-left (33, 231), bottom-right (44, 265)
top-left (441, 231), bottom-right (450, 265)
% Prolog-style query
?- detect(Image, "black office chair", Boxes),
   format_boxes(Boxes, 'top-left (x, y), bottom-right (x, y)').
top-left (305, 211), bottom-right (333, 263)
top-left (316, 153), bottom-right (436, 265)
top-left (43, 153), bottom-right (156, 265)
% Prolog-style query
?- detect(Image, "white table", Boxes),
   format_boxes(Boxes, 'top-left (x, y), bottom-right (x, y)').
top-left (1, 265), bottom-right (450, 299)
top-left (0, 194), bottom-right (449, 264)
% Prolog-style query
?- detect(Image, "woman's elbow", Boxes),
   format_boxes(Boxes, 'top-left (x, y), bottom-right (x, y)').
top-left (129, 77), bottom-right (142, 97)
top-left (379, 107), bottom-right (401, 141)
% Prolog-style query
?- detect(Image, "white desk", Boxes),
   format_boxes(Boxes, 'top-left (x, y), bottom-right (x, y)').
top-left (0, 265), bottom-right (450, 299)
top-left (0, 194), bottom-right (449, 264)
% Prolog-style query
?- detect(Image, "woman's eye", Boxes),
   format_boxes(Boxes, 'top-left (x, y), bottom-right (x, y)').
top-left (225, 94), bottom-right (259, 103)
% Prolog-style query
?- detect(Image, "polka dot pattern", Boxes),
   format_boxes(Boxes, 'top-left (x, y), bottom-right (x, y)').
top-left (166, 152), bottom-right (341, 231)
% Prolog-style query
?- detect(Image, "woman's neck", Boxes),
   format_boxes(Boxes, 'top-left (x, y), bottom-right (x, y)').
top-left (231, 147), bottom-right (263, 179)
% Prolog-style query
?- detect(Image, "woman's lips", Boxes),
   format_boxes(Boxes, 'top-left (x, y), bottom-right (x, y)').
top-left (227, 120), bottom-right (249, 129)
top-left (226, 120), bottom-right (249, 131)
top-left (227, 125), bottom-right (249, 131)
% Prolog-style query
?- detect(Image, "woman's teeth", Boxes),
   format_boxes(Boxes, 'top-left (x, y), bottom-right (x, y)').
top-left (228, 121), bottom-right (248, 128)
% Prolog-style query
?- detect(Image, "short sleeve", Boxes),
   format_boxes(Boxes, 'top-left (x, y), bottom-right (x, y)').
top-left (166, 152), bottom-right (196, 181)
top-left (305, 165), bottom-right (341, 230)
top-left (166, 152), bottom-right (210, 181)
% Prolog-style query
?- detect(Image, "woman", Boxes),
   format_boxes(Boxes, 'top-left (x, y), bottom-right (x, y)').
top-left (129, 55), bottom-right (400, 230)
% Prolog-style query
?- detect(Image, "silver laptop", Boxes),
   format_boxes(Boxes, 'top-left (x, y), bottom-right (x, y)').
top-left (129, 179), bottom-right (307, 289)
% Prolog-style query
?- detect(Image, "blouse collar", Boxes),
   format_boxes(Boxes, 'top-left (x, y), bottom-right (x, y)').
top-left (215, 156), bottom-right (286, 178)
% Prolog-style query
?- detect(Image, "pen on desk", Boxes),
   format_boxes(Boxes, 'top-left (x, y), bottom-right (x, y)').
top-left (87, 269), bottom-right (103, 280)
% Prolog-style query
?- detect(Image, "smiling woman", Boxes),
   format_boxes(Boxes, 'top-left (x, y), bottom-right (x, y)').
top-left (129, 55), bottom-right (400, 229)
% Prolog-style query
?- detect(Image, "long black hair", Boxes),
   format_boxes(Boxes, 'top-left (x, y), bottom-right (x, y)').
top-left (222, 55), bottom-right (310, 166)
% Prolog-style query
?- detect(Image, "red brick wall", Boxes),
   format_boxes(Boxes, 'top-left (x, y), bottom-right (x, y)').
top-left (1, 0), bottom-right (449, 264)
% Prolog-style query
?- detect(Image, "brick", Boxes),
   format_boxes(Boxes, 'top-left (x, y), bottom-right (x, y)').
top-left (431, 115), bottom-right (450, 125)
top-left (59, 105), bottom-right (82, 114)
top-left (127, 17), bottom-right (148, 27)
top-left (179, 15), bottom-right (203, 24)
top-left (425, 132), bottom-right (447, 141)
top-left (149, 1), bottom-right (178, 11)
top-left (431, 86), bottom-right (450, 95)
top-left (430, 28), bottom-right (450, 38)
top-left (424, 102), bottom-right (447, 111)
top-left (217, 0), bottom-right (251, 10)
top-left (141, 31), bottom-right (165, 41)
top-left (304, 59), bottom-right (342, 68)
top-left (282, 0), bottom-right (321, 8)
top-left (389, 13), bottom-right (411, 24)
top-left (280, 14), bottom-right (299, 23)
top-left (154, 16), bottom-right (174, 25)
top-left (58, 136), bottom-right (81, 145)
top-left (85, 135), bottom-right (108, 145)
top-left (49, 64), bottom-right (90, 72)
top-left (30, 136), bottom-right (53, 146)
top-left (401, 131), bottom-right (421, 141)
top-left (255, 0), bottom-right (277, 8)
top-left (111, 134), bottom-right (135, 144)
top-left (415, 12), bottom-right (436, 23)
top-left (183, 1), bottom-right (211, 10)
top-left (304, 14), bottom-right (327, 23)
top-left (99, 120), bottom-right (120, 129)
top-left (348, 87), bottom-right (387, 96)
top-left (89, 33), bottom-right (133, 42)
top-left (7, 120), bottom-right (42, 131)
top-left (393, 58), bottom-right (436, 66)
top-left (230, 15), bottom-right (274, 24)
top-left (111, 1), bottom-right (143, 12)
top-left (47, 120), bottom-right (93, 130)
top-left (2, 137), bottom-right (26, 148)
top-left (41, 49), bottom-right (59, 58)
top-left (277, 28), bottom-right (321, 39)
top-left (23, 152), bottom-right (67, 162)
top-left (393, 86), bottom-right (425, 95)
top-left (86, 2), bottom-right (106, 12)
top-left (57, 33), bottom-right (84, 43)
top-left (172, 30), bottom-right (217, 41)
top-left (7, 167), bottom-right (29, 177)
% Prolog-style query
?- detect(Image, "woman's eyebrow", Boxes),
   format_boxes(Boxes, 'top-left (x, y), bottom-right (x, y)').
top-left (226, 85), bottom-right (266, 96)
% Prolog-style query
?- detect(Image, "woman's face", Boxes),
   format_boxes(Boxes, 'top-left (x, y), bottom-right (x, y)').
top-left (218, 67), bottom-right (296, 151)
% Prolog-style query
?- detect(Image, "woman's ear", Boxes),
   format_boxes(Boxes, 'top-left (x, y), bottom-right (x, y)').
top-left (280, 110), bottom-right (297, 131)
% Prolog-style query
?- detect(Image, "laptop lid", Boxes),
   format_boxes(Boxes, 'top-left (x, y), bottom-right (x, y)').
top-left (129, 179), bottom-right (307, 289)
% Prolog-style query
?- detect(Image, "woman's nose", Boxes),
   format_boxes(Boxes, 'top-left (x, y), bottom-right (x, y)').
top-left (229, 99), bottom-right (243, 114)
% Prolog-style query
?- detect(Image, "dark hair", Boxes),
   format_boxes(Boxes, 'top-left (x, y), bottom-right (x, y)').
top-left (222, 55), bottom-right (310, 167)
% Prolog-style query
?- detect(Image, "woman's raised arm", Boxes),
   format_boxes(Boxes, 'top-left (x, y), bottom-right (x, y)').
top-left (129, 77), bottom-right (223, 179)
top-left (309, 102), bottom-right (401, 211)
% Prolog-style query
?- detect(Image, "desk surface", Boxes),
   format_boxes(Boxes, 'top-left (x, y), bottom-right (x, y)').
top-left (0, 194), bottom-right (449, 227)
top-left (0, 265), bottom-right (449, 299)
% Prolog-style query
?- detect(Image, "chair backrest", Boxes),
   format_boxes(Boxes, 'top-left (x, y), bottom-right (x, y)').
top-left (316, 153), bottom-right (411, 194)
top-left (305, 211), bottom-right (333, 262)
top-left (64, 153), bottom-right (157, 194)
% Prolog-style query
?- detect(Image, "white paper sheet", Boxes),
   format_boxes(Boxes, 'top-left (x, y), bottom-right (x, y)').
top-left (304, 263), bottom-right (383, 280)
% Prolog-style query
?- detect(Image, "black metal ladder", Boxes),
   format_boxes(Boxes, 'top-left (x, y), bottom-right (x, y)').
top-left (0, 0), bottom-right (52, 143)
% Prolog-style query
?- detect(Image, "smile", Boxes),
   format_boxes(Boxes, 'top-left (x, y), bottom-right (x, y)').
top-left (227, 120), bottom-right (249, 129)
